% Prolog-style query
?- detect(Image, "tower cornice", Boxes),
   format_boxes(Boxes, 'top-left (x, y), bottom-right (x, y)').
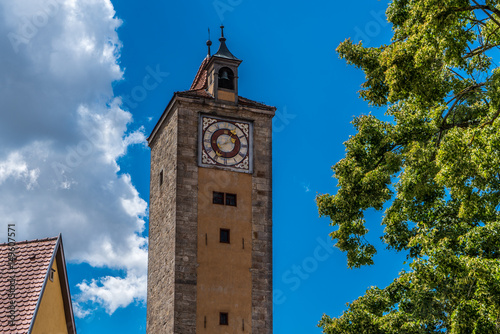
top-left (148, 92), bottom-right (275, 147)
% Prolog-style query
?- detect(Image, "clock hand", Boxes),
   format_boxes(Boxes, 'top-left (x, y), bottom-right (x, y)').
top-left (222, 136), bottom-right (232, 147)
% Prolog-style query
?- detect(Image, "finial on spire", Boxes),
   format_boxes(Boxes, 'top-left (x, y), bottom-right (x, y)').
top-left (206, 28), bottom-right (212, 57)
top-left (220, 25), bottom-right (225, 40)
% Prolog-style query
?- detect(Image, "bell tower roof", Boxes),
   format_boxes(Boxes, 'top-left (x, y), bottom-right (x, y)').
top-left (213, 25), bottom-right (240, 61)
top-left (173, 27), bottom-right (274, 110)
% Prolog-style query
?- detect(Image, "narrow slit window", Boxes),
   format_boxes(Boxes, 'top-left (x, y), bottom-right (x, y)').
top-left (213, 192), bottom-right (224, 205)
top-left (49, 268), bottom-right (56, 282)
top-left (159, 170), bottom-right (163, 186)
top-left (220, 229), bottom-right (230, 244)
top-left (226, 193), bottom-right (237, 206)
top-left (220, 312), bottom-right (228, 326)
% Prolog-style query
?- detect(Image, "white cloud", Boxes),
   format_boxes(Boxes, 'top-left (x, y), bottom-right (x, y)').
top-left (0, 0), bottom-right (149, 317)
top-left (76, 273), bottom-right (147, 315)
top-left (0, 151), bottom-right (40, 189)
top-left (72, 302), bottom-right (93, 319)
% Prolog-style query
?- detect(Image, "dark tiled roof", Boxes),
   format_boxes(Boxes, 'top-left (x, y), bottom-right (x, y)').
top-left (213, 38), bottom-right (240, 61)
top-left (177, 89), bottom-right (212, 99)
top-left (238, 96), bottom-right (276, 111)
top-left (176, 89), bottom-right (274, 111)
top-left (0, 237), bottom-right (57, 333)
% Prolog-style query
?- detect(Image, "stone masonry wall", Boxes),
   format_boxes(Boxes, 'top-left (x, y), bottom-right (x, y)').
top-left (173, 105), bottom-right (199, 333)
top-left (250, 114), bottom-right (273, 334)
top-left (146, 109), bottom-right (178, 334)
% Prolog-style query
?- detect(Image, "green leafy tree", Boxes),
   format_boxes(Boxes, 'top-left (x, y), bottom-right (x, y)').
top-left (317, 1), bottom-right (500, 332)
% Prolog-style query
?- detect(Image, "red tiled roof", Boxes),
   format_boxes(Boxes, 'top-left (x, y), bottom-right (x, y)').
top-left (182, 57), bottom-right (276, 112)
top-left (190, 55), bottom-right (210, 91)
top-left (0, 237), bottom-right (58, 333)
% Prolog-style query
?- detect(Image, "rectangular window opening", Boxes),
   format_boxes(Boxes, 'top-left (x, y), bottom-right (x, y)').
top-left (159, 170), bottom-right (164, 187)
top-left (226, 193), bottom-right (237, 206)
top-left (220, 229), bottom-right (230, 244)
top-left (220, 312), bottom-right (228, 326)
top-left (49, 268), bottom-right (56, 282)
top-left (213, 191), bottom-right (224, 205)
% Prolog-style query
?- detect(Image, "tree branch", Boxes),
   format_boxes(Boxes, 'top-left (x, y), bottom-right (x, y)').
top-left (464, 44), bottom-right (498, 58)
top-left (467, 107), bottom-right (499, 145)
top-left (441, 82), bottom-right (486, 125)
top-left (470, 0), bottom-right (500, 29)
top-left (480, 107), bottom-right (500, 128)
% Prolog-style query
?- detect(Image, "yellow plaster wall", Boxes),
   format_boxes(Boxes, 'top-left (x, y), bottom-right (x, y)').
top-left (208, 70), bottom-right (215, 96)
top-left (197, 168), bottom-right (252, 333)
top-left (217, 90), bottom-right (235, 102)
top-left (31, 259), bottom-right (68, 334)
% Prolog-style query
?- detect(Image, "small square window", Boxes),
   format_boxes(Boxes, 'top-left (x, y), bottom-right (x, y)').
top-left (220, 312), bottom-right (228, 326)
top-left (220, 229), bottom-right (230, 243)
top-left (226, 193), bottom-right (237, 206)
top-left (213, 192), bottom-right (224, 205)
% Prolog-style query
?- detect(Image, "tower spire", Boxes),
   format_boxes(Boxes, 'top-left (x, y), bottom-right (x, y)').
top-left (206, 28), bottom-right (212, 57)
top-left (213, 25), bottom-right (239, 60)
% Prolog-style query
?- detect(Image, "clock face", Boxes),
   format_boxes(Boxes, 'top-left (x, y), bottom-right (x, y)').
top-left (199, 116), bottom-right (252, 172)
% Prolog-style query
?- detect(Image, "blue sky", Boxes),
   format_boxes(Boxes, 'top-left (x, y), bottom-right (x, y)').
top-left (0, 0), bottom-right (411, 333)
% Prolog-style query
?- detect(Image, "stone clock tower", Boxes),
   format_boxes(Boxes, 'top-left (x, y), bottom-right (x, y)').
top-left (146, 27), bottom-right (275, 334)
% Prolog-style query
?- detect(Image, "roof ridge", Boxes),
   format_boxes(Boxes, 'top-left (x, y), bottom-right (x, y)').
top-left (0, 236), bottom-right (58, 247)
top-left (238, 96), bottom-right (276, 109)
